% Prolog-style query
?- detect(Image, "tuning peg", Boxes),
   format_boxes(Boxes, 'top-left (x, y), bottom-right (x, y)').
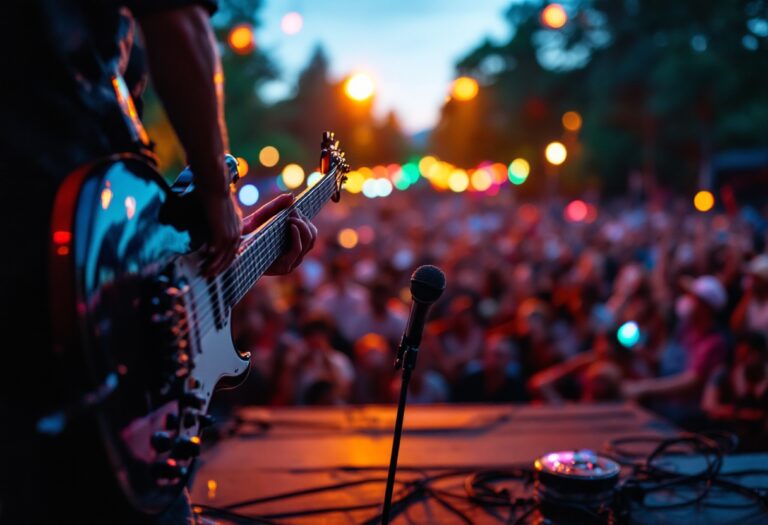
top-left (152, 458), bottom-right (187, 480)
top-left (171, 436), bottom-right (201, 459)
top-left (151, 431), bottom-right (174, 452)
top-left (165, 413), bottom-right (180, 430)
top-left (180, 393), bottom-right (205, 410)
top-left (183, 411), bottom-right (197, 428)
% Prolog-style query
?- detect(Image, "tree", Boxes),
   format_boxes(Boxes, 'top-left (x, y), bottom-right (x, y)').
top-left (432, 0), bottom-right (768, 193)
top-left (271, 45), bottom-right (410, 169)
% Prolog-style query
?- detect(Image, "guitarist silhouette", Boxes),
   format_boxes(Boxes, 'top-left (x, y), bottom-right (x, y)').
top-left (0, 2), bottom-right (316, 523)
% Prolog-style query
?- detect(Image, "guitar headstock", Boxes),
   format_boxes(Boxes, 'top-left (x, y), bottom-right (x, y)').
top-left (320, 131), bottom-right (350, 202)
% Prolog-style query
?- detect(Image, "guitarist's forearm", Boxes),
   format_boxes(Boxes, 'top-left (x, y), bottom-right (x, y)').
top-left (138, 6), bottom-right (230, 192)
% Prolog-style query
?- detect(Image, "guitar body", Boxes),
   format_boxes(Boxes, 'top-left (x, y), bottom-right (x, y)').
top-left (50, 155), bottom-right (248, 513)
top-left (48, 133), bottom-right (348, 515)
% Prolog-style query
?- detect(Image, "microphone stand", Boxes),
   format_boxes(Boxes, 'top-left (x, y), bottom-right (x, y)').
top-left (381, 342), bottom-right (418, 525)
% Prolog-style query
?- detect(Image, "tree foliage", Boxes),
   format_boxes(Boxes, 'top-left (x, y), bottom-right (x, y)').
top-left (431, 0), bottom-right (768, 192)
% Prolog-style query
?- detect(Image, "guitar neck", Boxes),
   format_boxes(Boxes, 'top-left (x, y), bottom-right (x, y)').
top-left (221, 168), bottom-right (339, 307)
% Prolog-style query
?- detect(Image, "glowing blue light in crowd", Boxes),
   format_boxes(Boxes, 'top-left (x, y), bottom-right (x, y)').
top-left (276, 174), bottom-right (288, 192)
top-left (362, 178), bottom-right (378, 199)
top-left (617, 321), bottom-right (640, 348)
top-left (376, 178), bottom-right (393, 197)
top-left (238, 184), bottom-right (259, 206)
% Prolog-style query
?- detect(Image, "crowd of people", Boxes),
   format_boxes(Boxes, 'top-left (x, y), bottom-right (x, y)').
top-left (222, 186), bottom-right (768, 450)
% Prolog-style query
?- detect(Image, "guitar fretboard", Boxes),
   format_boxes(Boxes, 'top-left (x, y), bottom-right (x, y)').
top-left (221, 167), bottom-right (338, 307)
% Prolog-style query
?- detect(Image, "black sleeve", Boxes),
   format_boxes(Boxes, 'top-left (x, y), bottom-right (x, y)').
top-left (123, 0), bottom-right (218, 18)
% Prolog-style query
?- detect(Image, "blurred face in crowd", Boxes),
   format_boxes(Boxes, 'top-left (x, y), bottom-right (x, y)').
top-left (691, 296), bottom-right (715, 327)
top-left (304, 326), bottom-right (331, 351)
top-left (676, 293), bottom-right (714, 329)
top-left (751, 275), bottom-right (768, 299)
top-left (582, 361), bottom-right (622, 401)
top-left (483, 336), bottom-right (514, 374)
top-left (736, 341), bottom-right (768, 384)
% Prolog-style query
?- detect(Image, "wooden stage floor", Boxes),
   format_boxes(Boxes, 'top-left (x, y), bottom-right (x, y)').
top-left (189, 403), bottom-right (768, 524)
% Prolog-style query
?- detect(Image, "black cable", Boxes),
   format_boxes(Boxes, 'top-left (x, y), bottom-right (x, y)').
top-left (193, 503), bottom-right (281, 524)
top-left (222, 476), bottom-right (390, 510)
top-left (195, 430), bottom-right (767, 524)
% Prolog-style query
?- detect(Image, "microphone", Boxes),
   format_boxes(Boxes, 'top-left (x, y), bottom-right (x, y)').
top-left (395, 265), bottom-right (446, 369)
top-left (383, 265), bottom-right (446, 525)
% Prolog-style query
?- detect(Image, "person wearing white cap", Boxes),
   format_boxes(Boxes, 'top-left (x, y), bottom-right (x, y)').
top-left (731, 254), bottom-right (768, 340)
top-left (622, 275), bottom-right (729, 427)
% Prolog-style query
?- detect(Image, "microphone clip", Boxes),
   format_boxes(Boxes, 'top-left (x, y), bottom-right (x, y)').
top-left (394, 342), bottom-right (419, 371)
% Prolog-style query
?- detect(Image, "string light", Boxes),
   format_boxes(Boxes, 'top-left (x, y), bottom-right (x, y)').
top-left (508, 159), bottom-right (530, 185)
top-left (451, 77), bottom-right (479, 101)
top-left (694, 190), bottom-right (715, 212)
top-left (228, 24), bottom-right (255, 55)
top-left (562, 111), bottom-right (582, 131)
top-left (545, 142), bottom-right (567, 165)
top-left (338, 228), bottom-right (358, 249)
top-left (345, 73), bottom-right (375, 101)
top-left (238, 184), bottom-right (259, 206)
top-left (541, 4), bottom-right (568, 29)
top-left (281, 12), bottom-right (303, 35)
top-left (282, 164), bottom-right (304, 189)
top-left (259, 146), bottom-right (279, 167)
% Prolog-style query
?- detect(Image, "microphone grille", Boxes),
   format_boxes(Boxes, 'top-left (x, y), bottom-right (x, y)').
top-left (410, 265), bottom-right (446, 304)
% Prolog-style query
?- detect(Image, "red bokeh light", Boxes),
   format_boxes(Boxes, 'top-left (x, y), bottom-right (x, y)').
top-left (565, 200), bottom-right (588, 222)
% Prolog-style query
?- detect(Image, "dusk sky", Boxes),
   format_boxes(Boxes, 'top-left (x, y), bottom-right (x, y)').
top-left (253, 0), bottom-right (513, 134)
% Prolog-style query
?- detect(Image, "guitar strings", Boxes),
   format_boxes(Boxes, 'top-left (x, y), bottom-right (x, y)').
top-left (162, 170), bottom-right (337, 347)
top-left (169, 182), bottom-right (328, 344)
top-left (183, 173), bottom-right (333, 335)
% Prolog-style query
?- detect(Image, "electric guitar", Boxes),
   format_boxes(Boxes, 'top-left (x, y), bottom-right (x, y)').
top-left (47, 132), bottom-right (349, 514)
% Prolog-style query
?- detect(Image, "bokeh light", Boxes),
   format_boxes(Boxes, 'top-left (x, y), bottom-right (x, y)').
top-left (238, 184), bottom-right (259, 206)
top-left (362, 178), bottom-right (378, 198)
top-left (451, 77), bottom-right (479, 101)
top-left (508, 158), bottom-right (530, 185)
top-left (376, 178), bottom-right (393, 197)
top-left (402, 163), bottom-right (420, 185)
top-left (470, 169), bottom-right (493, 192)
top-left (344, 170), bottom-right (364, 194)
top-left (259, 146), bottom-right (279, 167)
top-left (358, 225), bottom-right (375, 244)
top-left (489, 163), bottom-right (508, 184)
top-left (565, 199), bottom-right (588, 222)
top-left (562, 111), bottom-right (582, 131)
top-left (545, 141), bottom-right (568, 165)
top-left (345, 73), bottom-right (375, 101)
top-left (276, 174), bottom-right (288, 192)
top-left (282, 164), bottom-right (305, 189)
top-left (392, 168), bottom-right (409, 190)
top-left (281, 12), bottom-right (303, 35)
top-left (228, 24), bottom-right (255, 55)
top-left (694, 190), bottom-right (715, 212)
top-left (541, 4), bottom-right (568, 29)
top-left (338, 228), bottom-right (358, 249)
top-left (236, 157), bottom-right (249, 177)
top-left (306, 171), bottom-right (322, 187)
top-left (448, 169), bottom-right (469, 192)
top-left (419, 156), bottom-right (437, 177)
top-left (617, 321), bottom-right (641, 349)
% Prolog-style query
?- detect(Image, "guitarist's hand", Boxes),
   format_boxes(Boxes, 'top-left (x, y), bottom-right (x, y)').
top-left (201, 188), bottom-right (242, 278)
top-left (242, 193), bottom-right (318, 275)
